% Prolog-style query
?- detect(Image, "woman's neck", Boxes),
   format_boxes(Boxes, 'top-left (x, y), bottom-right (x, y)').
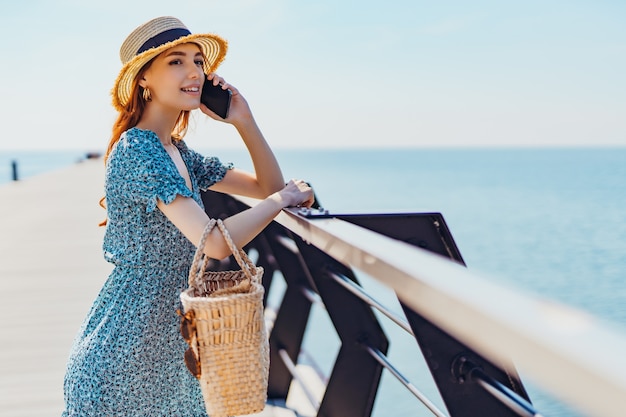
top-left (135, 105), bottom-right (180, 146)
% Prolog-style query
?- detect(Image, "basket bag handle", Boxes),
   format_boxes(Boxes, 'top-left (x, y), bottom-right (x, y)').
top-left (188, 218), bottom-right (260, 289)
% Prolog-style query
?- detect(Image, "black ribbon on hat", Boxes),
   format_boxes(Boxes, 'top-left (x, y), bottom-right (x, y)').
top-left (137, 28), bottom-right (192, 55)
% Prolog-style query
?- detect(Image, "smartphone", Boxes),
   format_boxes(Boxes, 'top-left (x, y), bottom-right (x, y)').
top-left (201, 74), bottom-right (232, 119)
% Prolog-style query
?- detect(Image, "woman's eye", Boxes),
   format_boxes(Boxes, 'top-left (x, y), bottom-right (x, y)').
top-left (169, 59), bottom-right (182, 65)
top-left (195, 59), bottom-right (204, 67)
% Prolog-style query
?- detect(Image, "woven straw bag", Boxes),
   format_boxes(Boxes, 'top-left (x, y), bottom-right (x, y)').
top-left (180, 218), bottom-right (269, 417)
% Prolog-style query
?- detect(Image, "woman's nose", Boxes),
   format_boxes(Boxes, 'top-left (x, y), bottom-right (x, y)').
top-left (188, 65), bottom-right (202, 79)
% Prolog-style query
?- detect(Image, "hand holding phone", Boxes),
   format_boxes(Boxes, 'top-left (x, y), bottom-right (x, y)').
top-left (201, 74), bottom-right (232, 119)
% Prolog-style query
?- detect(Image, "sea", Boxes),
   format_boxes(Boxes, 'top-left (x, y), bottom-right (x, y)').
top-left (2, 147), bottom-right (625, 417)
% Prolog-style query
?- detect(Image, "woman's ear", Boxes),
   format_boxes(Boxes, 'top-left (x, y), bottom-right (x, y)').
top-left (138, 77), bottom-right (147, 89)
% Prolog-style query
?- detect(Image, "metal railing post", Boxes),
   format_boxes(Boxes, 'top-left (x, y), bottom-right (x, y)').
top-left (11, 160), bottom-right (18, 181)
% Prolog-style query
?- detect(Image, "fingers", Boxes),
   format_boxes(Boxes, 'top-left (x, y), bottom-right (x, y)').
top-left (206, 72), bottom-right (223, 86)
top-left (287, 179), bottom-right (314, 207)
top-left (299, 195), bottom-right (315, 208)
top-left (287, 179), bottom-right (309, 190)
top-left (206, 72), bottom-right (234, 92)
top-left (296, 179), bottom-right (310, 190)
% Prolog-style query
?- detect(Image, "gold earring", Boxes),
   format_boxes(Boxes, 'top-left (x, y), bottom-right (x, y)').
top-left (142, 87), bottom-right (152, 102)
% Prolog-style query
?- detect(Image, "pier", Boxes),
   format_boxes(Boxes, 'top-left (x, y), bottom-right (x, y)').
top-left (0, 159), bottom-right (111, 416)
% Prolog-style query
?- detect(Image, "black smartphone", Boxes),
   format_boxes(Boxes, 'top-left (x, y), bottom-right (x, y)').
top-left (201, 74), bottom-right (232, 119)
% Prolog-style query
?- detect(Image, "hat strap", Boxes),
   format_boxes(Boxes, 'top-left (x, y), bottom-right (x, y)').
top-left (137, 28), bottom-right (192, 55)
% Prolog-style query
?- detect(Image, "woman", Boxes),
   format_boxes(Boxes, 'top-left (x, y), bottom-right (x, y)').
top-left (61, 16), bottom-right (314, 416)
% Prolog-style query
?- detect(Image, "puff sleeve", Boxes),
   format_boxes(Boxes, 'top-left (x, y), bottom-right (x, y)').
top-left (179, 142), bottom-right (233, 191)
top-left (105, 129), bottom-right (193, 213)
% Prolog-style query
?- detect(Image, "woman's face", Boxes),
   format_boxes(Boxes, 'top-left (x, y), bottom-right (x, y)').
top-left (140, 43), bottom-right (205, 111)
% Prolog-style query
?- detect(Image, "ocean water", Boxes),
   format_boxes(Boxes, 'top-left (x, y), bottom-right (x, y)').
top-left (3, 147), bottom-right (625, 416)
top-left (266, 147), bottom-right (626, 417)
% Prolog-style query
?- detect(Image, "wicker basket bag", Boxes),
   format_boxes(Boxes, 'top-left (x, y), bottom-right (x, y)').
top-left (179, 219), bottom-right (269, 417)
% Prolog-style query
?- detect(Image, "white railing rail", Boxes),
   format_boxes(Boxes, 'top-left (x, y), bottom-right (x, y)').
top-left (238, 200), bottom-right (626, 417)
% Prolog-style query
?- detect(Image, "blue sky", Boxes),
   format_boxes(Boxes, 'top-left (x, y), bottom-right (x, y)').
top-left (0, 0), bottom-right (624, 150)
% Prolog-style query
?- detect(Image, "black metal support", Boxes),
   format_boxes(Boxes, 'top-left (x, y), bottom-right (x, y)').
top-left (333, 212), bottom-right (465, 264)
top-left (296, 241), bottom-right (388, 417)
top-left (264, 225), bottom-right (316, 399)
top-left (335, 212), bottom-right (532, 417)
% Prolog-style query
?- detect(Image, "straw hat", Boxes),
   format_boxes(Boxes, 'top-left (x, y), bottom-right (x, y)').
top-left (111, 16), bottom-right (227, 111)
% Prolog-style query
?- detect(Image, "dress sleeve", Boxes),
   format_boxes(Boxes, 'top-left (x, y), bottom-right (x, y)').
top-left (181, 143), bottom-right (234, 191)
top-left (106, 129), bottom-right (193, 213)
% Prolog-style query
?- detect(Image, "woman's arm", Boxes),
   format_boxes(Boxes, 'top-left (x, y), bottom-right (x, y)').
top-left (157, 180), bottom-right (313, 260)
top-left (201, 74), bottom-right (284, 199)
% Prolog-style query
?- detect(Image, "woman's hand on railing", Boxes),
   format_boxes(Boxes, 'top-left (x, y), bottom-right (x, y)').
top-left (278, 179), bottom-right (315, 208)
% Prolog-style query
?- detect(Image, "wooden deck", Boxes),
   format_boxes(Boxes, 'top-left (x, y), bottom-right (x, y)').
top-left (0, 159), bottom-right (314, 417)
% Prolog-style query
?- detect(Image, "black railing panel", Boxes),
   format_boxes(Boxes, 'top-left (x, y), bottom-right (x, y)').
top-left (296, 241), bottom-right (389, 417)
top-left (264, 225), bottom-right (316, 398)
top-left (331, 212), bottom-right (533, 416)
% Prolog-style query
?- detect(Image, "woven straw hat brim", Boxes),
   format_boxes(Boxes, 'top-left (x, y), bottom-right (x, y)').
top-left (111, 33), bottom-right (227, 111)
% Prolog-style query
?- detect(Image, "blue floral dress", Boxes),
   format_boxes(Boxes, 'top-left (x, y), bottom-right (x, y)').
top-left (62, 128), bottom-right (233, 417)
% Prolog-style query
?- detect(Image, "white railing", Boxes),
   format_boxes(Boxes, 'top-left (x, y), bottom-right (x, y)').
top-left (237, 197), bottom-right (626, 417)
